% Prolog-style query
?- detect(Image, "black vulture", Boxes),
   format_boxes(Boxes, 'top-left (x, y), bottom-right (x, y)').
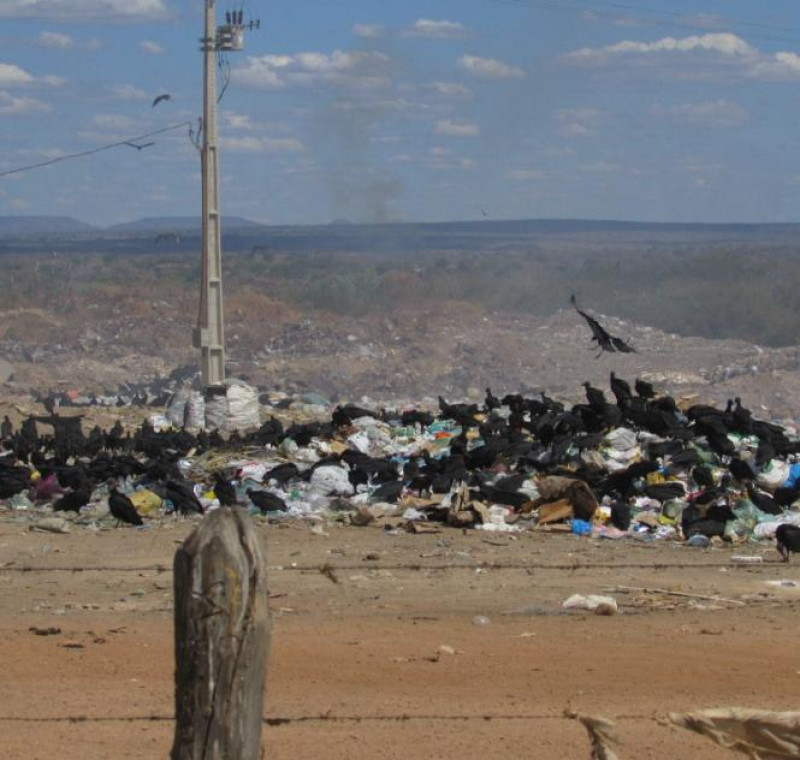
top-left (776, 524), bottom-right (800, 562)
top-left (108, 487), bottom-right (143, 527)
top-left (166, 479), bottom-right (204, 514)
top-left (634, 378), bottom-right (655, 400)
top-left (570, 294), bottom-right (636, 355)
top-left (609, 372), bottom-right (632, 407)
top-left (485, 387), bottom-right (501, 411)
top-left (54, 488), bottom-right (90, 513)
top-left (247, 489), bottom-right (287, 513)
top-left (213, 472), bottom-right (237, 507)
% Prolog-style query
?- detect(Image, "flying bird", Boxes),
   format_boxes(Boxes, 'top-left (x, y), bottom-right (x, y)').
top-left (123, 141), bottom-right (155, 151)
top-left (152, 93), bottom-right (172, 107)
top-left (570, 294), bottom-right (636, 356)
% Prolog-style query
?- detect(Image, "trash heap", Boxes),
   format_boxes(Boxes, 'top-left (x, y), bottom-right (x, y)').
top-left (3, 377), bottom-right (800, 554)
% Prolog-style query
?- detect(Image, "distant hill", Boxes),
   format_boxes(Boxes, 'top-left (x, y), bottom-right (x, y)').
top-left (0, 216), bottom-right (98, 237)
top-left (107, 216), bottom-right (266, 233)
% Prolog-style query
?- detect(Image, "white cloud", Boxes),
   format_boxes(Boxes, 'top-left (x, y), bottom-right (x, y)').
top-left (507, 169), bottom-right (544, 181)
top-left (407, 19), bottom-right (467, 39)
top-left (0, 0), bottom-right (169, 22)
top-left (111, 83), bottom-right (148, 100)
top-left (427, 81), bottom-right (472, 98)
top-left (580, 161), bottom-right (642, 175)
top-left (458, 54), bottom-right (525, 80)
top-left (0, 63), bottom-right (35, 87)
top-left (555, 108), bottom-right (600, 138)
top-left (330, 96), bottom-right (431, 114)
top-left (650, 99), bottom-right (748, 127)
top-left (93, 113), bottom-right (135, 130)
top-left (560, 32), bottom-right (800, 83)
top-left (0, 63), bottom-right (62, 87)
top-left (555, 107), bottom-right (601, 122)
top-left (0, 91), bottom-right (50, 115)
top-left (37, 31), bottom-right (73, 49)
top-left (564, 32), bottom-right (756, 64)
top-left (562, 123), bottom-right (594, 138)
top-left (428, 154), bottom-right (478, 171)
top-left (679, 158), bottom-right (725, 176)
top-left (15, 147), bottom-right (66, 159)
top-left (222, 112), bottom-right (255, 130)
top-left (235, 50), bottom-right (391, 89)
top-left (435, 119), bottom-right (480, 137)
top-left (221, 136), bottom-right (304, 153)
top-left (750, 51), bottom-right (800, 81)
top-left (140, 40), bottom-right (164, 55)
top-left (353, 23), bottom-right (386, 39)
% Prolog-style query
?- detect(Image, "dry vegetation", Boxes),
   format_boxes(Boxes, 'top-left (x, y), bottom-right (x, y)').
top-left (3, 223), bottom-right (800, 411)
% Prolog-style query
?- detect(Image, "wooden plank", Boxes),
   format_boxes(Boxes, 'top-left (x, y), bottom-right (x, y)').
top-left (171, 509), bottom-right (269, 760)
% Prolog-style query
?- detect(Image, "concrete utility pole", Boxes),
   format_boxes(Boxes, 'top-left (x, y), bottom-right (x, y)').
top-left (194, 2), bottom-right (258, 389)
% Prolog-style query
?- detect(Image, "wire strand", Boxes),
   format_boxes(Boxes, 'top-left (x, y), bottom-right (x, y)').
top-left (0, 120), bottom-right (194, 180)
top-left (489, 0), bottom-right (800, 46)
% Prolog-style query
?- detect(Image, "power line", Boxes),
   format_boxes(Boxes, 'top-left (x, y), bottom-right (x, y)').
top-left (0, 120), bottom-right (194, 180)
top-left (489, 0), bottom-right (800, 47)
top-left (609, 1), bottom-right (800, 33)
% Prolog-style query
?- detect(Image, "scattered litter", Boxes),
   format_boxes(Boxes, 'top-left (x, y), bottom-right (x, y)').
top-left (30, 517), bottom-right (70, 534)
top-left (562, 594), bottom-right (619, 616)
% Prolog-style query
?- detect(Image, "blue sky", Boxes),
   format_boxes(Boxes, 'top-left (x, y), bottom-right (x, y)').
top-left (2, 0), bottom-right (800, 225)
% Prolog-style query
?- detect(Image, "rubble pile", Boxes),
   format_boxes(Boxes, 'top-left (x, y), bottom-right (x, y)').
top-left (3, 376), bottom-right (800, 559)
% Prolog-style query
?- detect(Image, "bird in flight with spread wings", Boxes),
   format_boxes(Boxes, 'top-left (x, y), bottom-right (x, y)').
top-left (570, 294), bottom-right (636, 357)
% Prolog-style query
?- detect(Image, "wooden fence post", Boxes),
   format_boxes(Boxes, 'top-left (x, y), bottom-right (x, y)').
top-left (171, 508), bottom-right (269, 760)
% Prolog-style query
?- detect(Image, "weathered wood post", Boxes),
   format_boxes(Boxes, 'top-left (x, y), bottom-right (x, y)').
top-left (171, 508), bottom-right (269, 760)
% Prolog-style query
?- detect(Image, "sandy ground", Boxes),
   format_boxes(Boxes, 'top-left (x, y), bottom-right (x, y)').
top-left (1, 519), bottom-right (799, 759)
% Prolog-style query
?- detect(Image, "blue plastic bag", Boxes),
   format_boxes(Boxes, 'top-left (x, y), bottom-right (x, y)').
top-left (783, 463), bottom-right (800, 489)
top-left (571, 519), bottom-right (592, 536)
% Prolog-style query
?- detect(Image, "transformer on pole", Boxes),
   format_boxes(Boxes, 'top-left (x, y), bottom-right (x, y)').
top-left (194, 1), bottom-right (259, 391)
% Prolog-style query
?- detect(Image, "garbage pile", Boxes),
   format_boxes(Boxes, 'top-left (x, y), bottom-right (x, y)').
top-left (3, 374), bottom-right (800, 557)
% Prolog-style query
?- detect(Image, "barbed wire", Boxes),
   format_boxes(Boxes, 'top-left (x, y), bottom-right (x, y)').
top-left (0, 559), bottom-right (781, 573)
top-left (0, 711), bottom-right (654, 724)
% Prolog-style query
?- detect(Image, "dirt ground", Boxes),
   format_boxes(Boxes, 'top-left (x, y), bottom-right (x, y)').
top-left (1, 518), bottom-right (799, 759)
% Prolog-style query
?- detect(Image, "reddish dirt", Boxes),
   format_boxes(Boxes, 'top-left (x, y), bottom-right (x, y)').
top-left (1, 520), bottom-right (799, 759)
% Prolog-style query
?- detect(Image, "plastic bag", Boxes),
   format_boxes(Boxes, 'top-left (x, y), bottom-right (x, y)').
top-left (184, 390), bottom-right (205, 429)
top-left (310, 466), bottom-right (354, 496)
top-left (571, 519), bottom-right (592, 536)
top-left (166, 389), bottom-right (189, 426)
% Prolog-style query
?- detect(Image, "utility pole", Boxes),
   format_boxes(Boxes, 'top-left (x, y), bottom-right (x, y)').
top-left (194, 2), bottom-right (258, 390)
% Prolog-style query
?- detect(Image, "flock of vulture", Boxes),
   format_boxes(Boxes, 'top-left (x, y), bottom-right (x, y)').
top-left (1, 369), bottom-right (800, 560)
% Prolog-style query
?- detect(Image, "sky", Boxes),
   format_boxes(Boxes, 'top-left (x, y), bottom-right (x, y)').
top-left (2, 0), bottom-right (800, 226)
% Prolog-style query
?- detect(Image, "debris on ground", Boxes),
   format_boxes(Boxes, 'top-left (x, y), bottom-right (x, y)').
top-left (2, 376), bottom-right (800, 561)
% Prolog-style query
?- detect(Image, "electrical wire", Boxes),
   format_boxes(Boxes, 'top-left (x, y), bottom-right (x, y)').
top-left (489, 0), bottom-right (800, 47)
top-left (0, 120), bottom-right (194, 180)
top-left (217, 50), bottom-right (232, 103)
top-left (584, 0), bottom-right (800, 36)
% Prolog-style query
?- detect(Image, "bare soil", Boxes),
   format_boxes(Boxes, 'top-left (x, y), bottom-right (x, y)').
top-left (1, 520), bottom-right (799, 759)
